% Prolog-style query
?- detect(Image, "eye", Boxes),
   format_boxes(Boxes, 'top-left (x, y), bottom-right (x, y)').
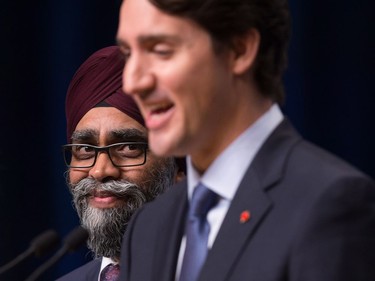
top-left (115, 143), bottom-right (145, 158)
top-left (72, 145), bottom-right (95, 160)
top-left (152, 43), bottom-right (173, 57)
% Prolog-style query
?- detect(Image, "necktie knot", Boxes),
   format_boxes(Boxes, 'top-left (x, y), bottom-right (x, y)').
top-left (190, 183), bottom-right (218, 218)
top-left (100, 263), bottom-right (120, 281)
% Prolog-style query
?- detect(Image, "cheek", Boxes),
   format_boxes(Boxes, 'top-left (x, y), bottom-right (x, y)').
top-left (135, 159), bottom-right (161, 181)
top-left (175, 70), bottom-right (219, 126)
top-left (120, 167), bottom-right (147, 185)
top-left (173, 59), bottom-right (220, 105)
top-left (69, 169), bottom-right (89, 184)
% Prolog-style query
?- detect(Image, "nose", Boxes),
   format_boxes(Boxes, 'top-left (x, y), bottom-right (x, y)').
top-left (122, 54), bottom-right (155, 97)
top-left (88, 152), bottom-right (121, 182)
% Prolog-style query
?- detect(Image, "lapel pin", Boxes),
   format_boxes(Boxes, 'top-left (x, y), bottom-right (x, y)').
top-left (240, 210), bottom-right (251, 223)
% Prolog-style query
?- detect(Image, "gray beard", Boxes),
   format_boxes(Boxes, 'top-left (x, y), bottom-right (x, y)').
top-left (68, 158), bottom-right (176, 260)
top-left (70, 179), bottom-right (145, 260)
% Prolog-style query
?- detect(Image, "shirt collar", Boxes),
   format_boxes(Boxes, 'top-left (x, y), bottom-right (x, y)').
top-left (100, 257), bottom-right (118, 272)
top-left (187, 103), bottom-right (283, 200)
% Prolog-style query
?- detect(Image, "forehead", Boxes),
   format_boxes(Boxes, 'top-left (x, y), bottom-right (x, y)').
top-left (117, 0), bottom-right (204, 46)
top-left (74, 107), bottom-right (147, 140)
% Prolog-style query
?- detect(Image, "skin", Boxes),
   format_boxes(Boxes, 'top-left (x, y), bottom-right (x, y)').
top-left (69, 106), bottom-right (166, 209)
top-left (117, 0), bottom-right (272, 174)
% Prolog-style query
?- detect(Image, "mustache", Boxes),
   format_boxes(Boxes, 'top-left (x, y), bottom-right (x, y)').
top-left (71, 177), bottom-right (142, 197)
top-left (69, 177), bottom-right (147, 212)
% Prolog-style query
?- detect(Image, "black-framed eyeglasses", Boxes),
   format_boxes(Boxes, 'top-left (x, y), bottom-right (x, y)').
top-left (62, 142), bottom-right (148, 168)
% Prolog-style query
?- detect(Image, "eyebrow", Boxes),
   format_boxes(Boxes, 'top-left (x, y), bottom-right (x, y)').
top-left (71, 129), bottom-right (98, 143)
top-left (110, 128), bottom-right (147, 142)
top-left (117, 38), bottom-right (129, 49)
top-left (117, 34), bottom-right (181, 48)
top-left (140, 34), bottom-right (181, 44)
top-left (71, 128), bottom-right (147, 144)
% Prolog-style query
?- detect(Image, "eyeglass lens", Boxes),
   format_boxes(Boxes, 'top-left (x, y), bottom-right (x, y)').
top-left (63, 143), bottom-right (146, 168)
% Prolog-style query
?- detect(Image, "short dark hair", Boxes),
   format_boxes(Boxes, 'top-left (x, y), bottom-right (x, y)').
top-left (149, 0), bottom-right (291, 103)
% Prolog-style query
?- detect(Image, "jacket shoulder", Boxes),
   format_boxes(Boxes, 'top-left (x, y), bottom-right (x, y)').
top-left (56, 258), bottom-right (101, 281)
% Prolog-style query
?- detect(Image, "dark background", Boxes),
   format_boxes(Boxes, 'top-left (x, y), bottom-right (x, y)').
top-left (0, 0), bottom-right (374, 280)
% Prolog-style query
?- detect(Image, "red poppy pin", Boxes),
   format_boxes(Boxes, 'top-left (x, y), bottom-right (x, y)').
top-left (240, 210), bottom-right (251, 223)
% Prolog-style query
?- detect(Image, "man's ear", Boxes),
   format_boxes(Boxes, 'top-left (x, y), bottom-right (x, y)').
top-left (231, 28), bottom-right (260, 75)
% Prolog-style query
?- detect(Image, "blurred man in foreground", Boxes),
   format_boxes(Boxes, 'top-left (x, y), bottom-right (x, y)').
top-left (116, 0), bottom-right (375, 280)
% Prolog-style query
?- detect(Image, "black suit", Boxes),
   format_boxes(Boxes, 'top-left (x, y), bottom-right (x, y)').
top-left (56, 259), bottom-right (101, 281)
top-left (120, 120), bottom-right (375, 281)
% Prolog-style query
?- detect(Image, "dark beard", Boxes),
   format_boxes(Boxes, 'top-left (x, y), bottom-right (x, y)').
top-left (68, 157), bottom-right (176, 260)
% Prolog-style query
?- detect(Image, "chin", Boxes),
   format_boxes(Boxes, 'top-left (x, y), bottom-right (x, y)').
top-left (150, 142), bottom-right (172, 157)
top-left (149, 134), bottom-right (177, 157)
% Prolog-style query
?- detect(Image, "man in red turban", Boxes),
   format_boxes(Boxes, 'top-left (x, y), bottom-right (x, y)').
top-left (57, 46), bottom-right (183, 281)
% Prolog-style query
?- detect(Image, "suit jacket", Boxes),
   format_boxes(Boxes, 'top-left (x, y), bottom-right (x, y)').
top-left (120, 120), bottom-right (375, 281)
top-left (56, 258), bottom-right (101, 281)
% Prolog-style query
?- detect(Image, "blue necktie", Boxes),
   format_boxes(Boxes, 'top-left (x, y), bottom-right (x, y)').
top-left (179, 183), bottom-right (218, 281)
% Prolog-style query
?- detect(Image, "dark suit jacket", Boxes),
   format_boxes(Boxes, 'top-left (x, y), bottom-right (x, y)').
top-left (120, 120), bottom-right (375, 281)
top-left (56, 258), bottom-right (101, 281)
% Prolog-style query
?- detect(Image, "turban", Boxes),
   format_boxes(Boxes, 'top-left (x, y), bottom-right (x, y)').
top-left (65, 46), bottom-right (144, 142)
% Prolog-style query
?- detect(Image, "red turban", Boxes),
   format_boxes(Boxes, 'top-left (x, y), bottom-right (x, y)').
top-left (65, 46), bottom-right (144, 142)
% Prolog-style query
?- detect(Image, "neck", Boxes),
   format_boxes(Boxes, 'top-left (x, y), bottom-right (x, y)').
top-left (191, 89), bottom-right (273, 174)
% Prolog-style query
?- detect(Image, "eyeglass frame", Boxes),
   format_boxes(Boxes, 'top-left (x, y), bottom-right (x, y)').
top-left (62, 142), bottom-right (148, 168)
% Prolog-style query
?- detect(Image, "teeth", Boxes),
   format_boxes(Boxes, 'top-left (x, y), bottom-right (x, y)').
top-left (152, 103), bottom-right (172, 114)
top-left (151, 113), bottom-right (163, 119)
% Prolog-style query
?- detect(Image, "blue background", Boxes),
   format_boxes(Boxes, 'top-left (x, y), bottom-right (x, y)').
top-left (0, 0), bottom-right (374, 280)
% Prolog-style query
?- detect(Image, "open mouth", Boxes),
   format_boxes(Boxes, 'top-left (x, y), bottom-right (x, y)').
top-left (146, 102), bottom-right (175, 130)
top-left (151, 102), bottom-right (174, 115)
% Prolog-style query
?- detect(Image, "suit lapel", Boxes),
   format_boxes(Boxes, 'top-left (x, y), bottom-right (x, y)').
top-left (153, 180), bottom-right (188, 281)
top-left (87, 259), bottom-right (101, 280)
top-left (199, 120), bottom-right (301, 281)
top-left (200, 168), bottom-right (272, 281)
